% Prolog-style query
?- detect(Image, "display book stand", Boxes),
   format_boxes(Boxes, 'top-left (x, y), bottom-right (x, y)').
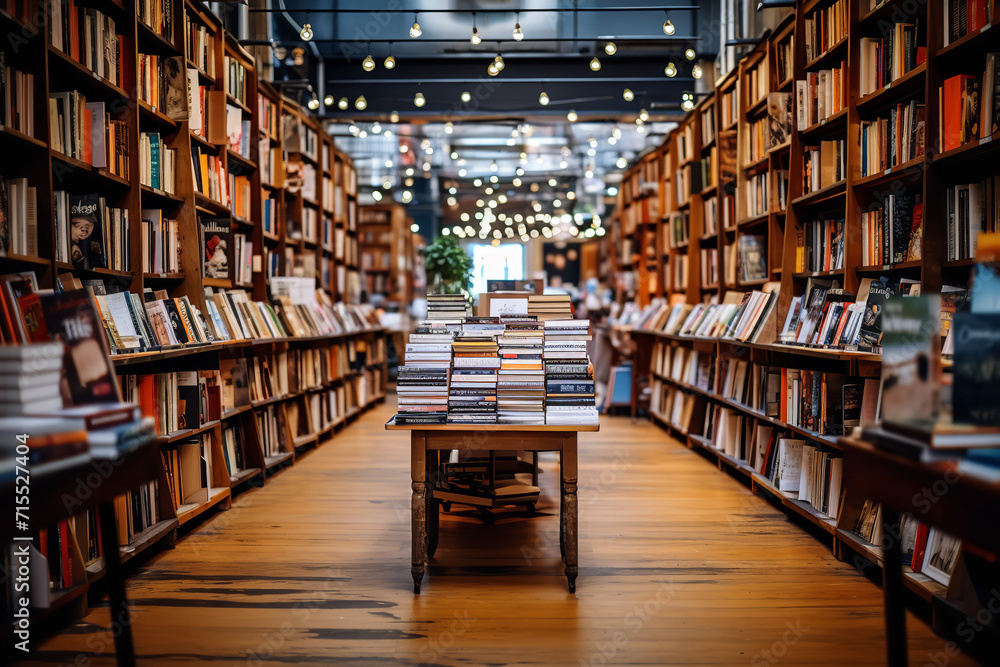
top-left (0, 0), bottom-right (380, 632)
top-left (385, 420), bottom-right (599, 594)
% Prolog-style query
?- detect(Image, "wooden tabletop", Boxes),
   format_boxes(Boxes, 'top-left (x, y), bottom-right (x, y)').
top-left (385, 418), bottom-right (600, 432)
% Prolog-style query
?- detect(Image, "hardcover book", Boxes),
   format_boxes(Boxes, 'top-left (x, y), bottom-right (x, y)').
top-left (953, 312), bottom-right (1000, 425)
top-left (68, 194), bottom-right (107, 270)
top-left (857, 277), bottom-right (892, 349)
top-left (202, 218), bottom-right (230, 279)
top-left (40, 290), bottom-right (119, 406)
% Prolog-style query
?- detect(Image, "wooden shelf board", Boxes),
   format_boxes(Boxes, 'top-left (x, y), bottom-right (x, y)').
top-left (3, 253), bottom-right (51, 267)
top-left (194, 192), bottom-right (231, 216)
top-left (799, 108), bottom-right (848, 141)
top-left (137, 20), bottom-right (180, 56)
top-left (226, 94), bottom-right (251, 115)
top-left (782, 497), bottom-right (837, 534)
top-left (159, 419), bottom-right (220, 445)
top-left (736, 212), bottom-right (769, 228)
top-left (853, 156), bottom-right (925, 189)
top-left (44, 582), bottom-right (89, 612)
top-left (793, 268), bottom-right (845, 279)
top-left (856, 63), bottom-right (926, 114)
top-left (140, 184), bottom-right (184, 205)
top-left (856, 259), bottom-right (922, 273)
top-left (50, 151), bottom-right (131, 188)
top-left (943, 257), bottom-right (978, 269)
top-left (804, 37), bottom-right (848, 71)
top-left (138, 100), bottom-right (180, 129)
top-left (47, 45), bottom-right (131, 101)
top-left (937, 22), bottom-right (1000, 59)
top-left (176, 486), bottom-right (231, 526)
top-left (227, 148), bottom-right (257, 171)
top-left (0, 124), bottom-right (47, 150)
top-left (189, 130), bottom-right (219, 152)
top-left (931, 135), bottom-right (997, 166)
top-left (222, 405), bottom-right (252, 419)
top-left (741, 154), bottom-right (769, 173)
top-left (792, 179), bottom-right (847, 207)
top-left (119, 518), bottom-right (179, 565)
top-left (229, 467), bottom-right (261, 486)
top-left (186, 60), bottom-right (216, 85)
top-left (264, 451), bottom-right (294, 469)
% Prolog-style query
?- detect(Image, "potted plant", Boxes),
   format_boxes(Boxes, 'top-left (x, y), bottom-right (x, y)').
top-left (423, 235), bottom-right (473, 294)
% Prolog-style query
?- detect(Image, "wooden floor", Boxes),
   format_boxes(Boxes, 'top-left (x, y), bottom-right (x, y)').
top-left (22, 399), bottom-right (979, 666)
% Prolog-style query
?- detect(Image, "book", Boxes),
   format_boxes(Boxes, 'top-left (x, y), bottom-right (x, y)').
top-left (68, 194), bottom-right (107, 270)
top-left (857, 277), bottom-right (892, 349)
top-left (40, 290), bottom-right (119, 406)
top-left (880, 296), bottom-right (940, 423)
top-left (953, 312), bottom-right (1000, 426)
top-left (202, 218), bottom-right (230, 279)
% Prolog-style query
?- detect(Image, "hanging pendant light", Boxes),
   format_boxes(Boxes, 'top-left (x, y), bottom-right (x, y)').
top-left (589, 57), bottom-right (601, 71)
top-left (662, 11), bottom-right (675, 36)
top-left (665, 61), bottom-right (677, 77)
top-left (355, 95), bottom-right (367, 110)
top-left (300, 22), bottom-right (313, 41)
top-left (409, 12), bottom-right (422, 38)
top-left (513, 12), bottom-right (523, 41)
top-left (623, 88), bottom-right (634, 101)
top-left (362, 54), bottom-right (375, 71)
top-left (384, 42), bottom-right (395, 69)
top-left (471, 12), bottom-right (481, 45)
top-left (337, 97), bottom-right (348, 110)
top-left (539, 91), bottom-right (550, 106)
top-left (414, 91), bottom-right (426, 107)
top-left (604, 42), bottom-right (617, 55)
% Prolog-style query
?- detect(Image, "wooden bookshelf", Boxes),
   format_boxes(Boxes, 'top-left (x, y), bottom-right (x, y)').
top-left (614, 0), bottom-right (1000, 641)
top-left (0, 0), bottom-right (383, 627)
top-left (357, 203), bottom-right (416, 306)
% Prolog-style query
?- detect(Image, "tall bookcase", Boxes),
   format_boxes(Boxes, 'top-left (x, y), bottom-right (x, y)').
top-left (0, 0), bottom-right (383, 622)
top-left (616, 0), bottom-right (1000, 633)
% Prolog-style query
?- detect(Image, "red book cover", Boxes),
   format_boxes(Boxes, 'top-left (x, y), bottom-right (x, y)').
top-left (59, 520), bottom-right (73, 588)
top-left (916, 47), bottom-right (926, 66)
top-left (942, 74), bottom-right (973, 152)
top-left (780, 368), bottom-right (788, 423)
top-left (16, 292), bottom-right (50, 342)
top-left (83, 108), bottom-right (92, 164)
top-left (911, 522), bottom-right (929, 572)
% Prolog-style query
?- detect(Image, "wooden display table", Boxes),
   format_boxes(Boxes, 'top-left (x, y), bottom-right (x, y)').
top-left (840, 438), bottom-right (1000, 667)
top-left (0, 436), bottom-right (162, 666)
top-left (385, 419), bottom-right (599, 593)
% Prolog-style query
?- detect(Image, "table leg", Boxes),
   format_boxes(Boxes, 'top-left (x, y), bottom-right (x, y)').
top-left (98, 501), bottom-right (136, 666)
top-left (562, 435), bottom-right (579, 594)
top-left (427, 450), bottom-right (439, 559)
top-left (882, 508), bottom-right (908, 667)
top-left (411, 433), bottom-right (427, 593)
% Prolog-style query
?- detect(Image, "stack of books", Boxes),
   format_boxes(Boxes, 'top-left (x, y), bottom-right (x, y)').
top-left (528, 294), bottom-right (572, 321)
top-left (496, 315), bottom-right (545, 425)
top-left (426, 293), bottom-right (470, 324)
top-left (543, 320), bottom-right (598, 425)
top-left (396, 325), bottom-right (454, 425)
top-left (449, 318), bottom-right (502, 424)
top-left (0, 342), bottom-right (64, 417)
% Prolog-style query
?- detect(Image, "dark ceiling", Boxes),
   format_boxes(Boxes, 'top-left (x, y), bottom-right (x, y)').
top-left (267, 1), bottom-right (710, 121)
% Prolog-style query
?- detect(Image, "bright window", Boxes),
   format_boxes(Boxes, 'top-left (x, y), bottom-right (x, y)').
top-left (469, 243), bottom-right (524, 295)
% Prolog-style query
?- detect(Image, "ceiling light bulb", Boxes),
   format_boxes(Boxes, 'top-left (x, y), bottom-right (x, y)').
top-left (513, 177), bottom-right (522, 187)
top-left (494, 55), bottom-right (504, 71)
top-left (516, 167), bottom-right (524, 176)
top-left (608, 136), bottom-right (617, 145)
top-left (605, 42), bottom-right (617, 55)
top-left (363, 54), bottom-right (375, 71)
top-left (355, 95), bottom-right (367, 110)
top-left (485, 187), bottom-right (494, 195)
top-left (636, 124), bottom-right (645, 133)
top-left (539, 91), bottom-right (550, 105)
top-left (663, 19), bottom-right (675, 36)
top-left (612, 127), bottom-right (622, 139)
top-left (559, 160), bottom-right (568, 169)
top-left (372, 123), bottom-right (382, 134)
top-left (682, 98), bottom-right (694, 111)
top-left (461, 91), bottom-right (471, 102)
top-left (414, 92), bottom-right (425, 107)
top-left (307, 95), bottom-right (319, 110)
top-left (410, 17), bottom-right (422, 38)
top-left (450, 150), bottom-right (458, 159)
top-left (567, 110), bottom-right (578, 122)
top-left (471, 27), bottom-right (481, 45)
top-left (513, 23), bottom-right (523, 41)
top-left (639, 108), bottom-right (649, 121)
top-left (300, 23), bottom-right (313, 41)
top-left (324, 95), bottom-right (334, 106)
top-left (390, 110), bottom-right (399, 123)
top-left (384, 159), bottom-right (393, 168)
top-left (685, 48), bottom-right (696, 60)
top-left (442, 227), bottom-right (450, 236)
top-left (474, 178), bottom-right (483, 186)
top-left (372, 190), bottom-right (383, 201)
top-left (692, 64), bottom-right (703, 79)
top-left (585, 169), bottom-right (594, 178)
top-left (444, 121), bottom-right (453, 134)
top-left (405, 177), bottom-right (414, 186)
top-left (553, 199), bottom-right (562, 207)
top-left (458, 168), bottom-right (467, 177)
top-left (488, 62), bottom-right (498, 76)
top-left (623, 88), bottom-right (634, 101)
top-left (490, 161), bottom-right (498, 172)
top-left (338, 97), bottom-right (348, 109)
top-left (587, 148), bottom-right (596, 156)
top-left (548, 178), bottom-right (557, 186)
top-left (665, 61), bottom-right (677, 77)
top-left (402, 190), bottom-right (413, 202)
top-left (489, 175), bottom-right (498, 183)
top-left (292, 47), bottom-right (305, 66)
top-left (384, 54), bottom-right (396, 69)
top-left (589, 57), bottom-right (601, 71)
top-left (358, 130), bottom-right (368, 138)
top-left (536, 155), bottom-right (544, 164)
top-left (349, 124), bottom-right (359, 134)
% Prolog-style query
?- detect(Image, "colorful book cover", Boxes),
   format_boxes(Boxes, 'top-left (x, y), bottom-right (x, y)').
top-left (857, 277), bottom-right (892, 349)
top-left (202, 218), bottom-right (230, 279)
top-left (40, 290), bottom-right (119, 406)
top-left (68, 194), bottom-right (107, 270)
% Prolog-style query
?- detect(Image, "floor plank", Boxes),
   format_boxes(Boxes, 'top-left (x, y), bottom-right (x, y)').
top-left (19, 400), bottom-right (980, 666)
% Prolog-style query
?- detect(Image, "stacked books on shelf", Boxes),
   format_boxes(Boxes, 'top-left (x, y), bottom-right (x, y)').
top-left (527, 293), bottom-right (572, 321)
top-left (860, 100), bottom-right (925, 176)
top-left (779, 277), bottom-right (891, 350)
top-left (2, 177), bottom-right (38, 258)
top-left (449, 317), bottom-right (502, 424)
top-left (427, 293), bottom-right (470, 324)
top-left (796, 217), bottom-right (846, 273)
top-left (48, 2), bottom-right (124, 87)
top-left (48, 94), bottom-right (129, 177)
top-left (945, 178), bottom-right (999, 261)
top-left (497, 315), bottom-right (545, 425)
top-left (940, 67), bottom-right (999, 152)
top-left (861, 193), bottom-right (922, 265)
top-left (139, 132), bottom-right (176, 194)
top-left (544, 319), bottom-right (597, 425)
top-left (803, 0), bottom-right (848, 63)
top-left (137, 54), bottom-right (186, 119)
top-left (796, 63), bottom-right (846, 129)
top-left (397, 324), bottom-right (453, 425)
top-left (738, 234), bottom-right (768, 282)
top-left (859, 24), bottom-right (924, 96)
top-left (803, 139), bottom-right (846, 192)
top-left (1, 51), bottom-right (35, 137)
